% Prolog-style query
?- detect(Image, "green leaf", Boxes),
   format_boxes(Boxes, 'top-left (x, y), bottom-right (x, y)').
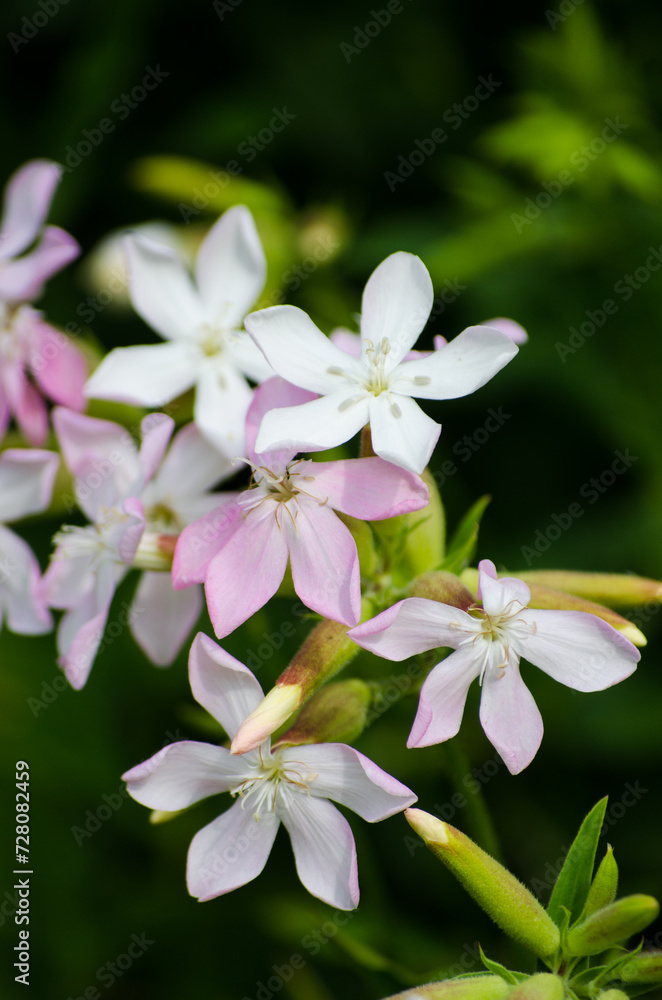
top-left (547, 798), bottom-right (609, 927)
top-left (478, 947), bottom-right (522, 984)
top-left (439, 496), bottom-right (491, 574)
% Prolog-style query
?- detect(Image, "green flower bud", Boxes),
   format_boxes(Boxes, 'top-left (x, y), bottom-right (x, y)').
top-left (336, 512), bottom-right (379, 578)
top-left (566, 895), bottom-right (660, 956)
top-left (405, 810), bottom-right (560, 959)
top-left (274, 679), bottom-right (372, 747)
top-left (584, 846), bottom-right (618, 918)
top-left (369, 467), bottom-right (445, 581)
top-left (409, 571), bottom-right (475, 610)
top-left (506, 975), bottom-right (564, 1000)
top-left (508, 571), bottom-right (662, 610)
top-left (619, 952), bottom-right (662, 983)
top-left (381, 975), bottom-right (511, 1000)
top-left (597, 991), bottom-right (629, 1000)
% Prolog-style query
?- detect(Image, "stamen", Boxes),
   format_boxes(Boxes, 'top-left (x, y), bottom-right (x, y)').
top-left (413, 376), bottom-right (431, 386)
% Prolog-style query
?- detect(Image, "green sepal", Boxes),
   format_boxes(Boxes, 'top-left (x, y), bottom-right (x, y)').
top-left (438, 495), bottom-right (491, 574)
top-left (584, 846), bottom-right (619, 919)
top-left (478, 946), bottom-right (522, 984)
top-left (547, 797), bottom-right (608, 927)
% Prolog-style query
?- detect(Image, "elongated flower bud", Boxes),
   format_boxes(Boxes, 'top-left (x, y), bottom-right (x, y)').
top-left (405, 810), bottom-right (560, 959)
top-left (584, 846), bottom-right (618, 917)
top-left (410, 572), bottom-right (475, 610)
top-left (382, 975), bottom-right (510, 1000)
top-left (509, 571), bottom-right (662, 610)
top-left (597, 991), bottom-right (629, 1000)
top-left (506, 975), bottom-right (564, 1000)
top-left (231, 618), bottom-right (360, 754)
top-left (566, 895), bottom-right (660, 956)
top-left (274, 679), bottom-right (372, 747)
top-left (619, 952), bottom-right (662, 983)
top-left (370, 468), bottom-right (443, 578)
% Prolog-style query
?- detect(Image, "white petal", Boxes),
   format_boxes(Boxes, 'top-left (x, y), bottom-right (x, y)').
top-left (478, 561), bottom-right (531, 616)
top-left (246, 305), bottom-right (362, 394)
top-left (0, 449), bottom-right (58, 522)
top-left (390, 325), bottom-right (518, 400)
top-left (369, 392), bottom-right (440, 474)
top-left (360, 252), bottom-right (433, 366)
top-left (515, 609), bottom-right (640, 692)
top-left (0, 159), bottom-right (61, 260)
top-left (130, 572), bottom-right (203, 666)
top-left (187, 799), bottom-right (280, 901)
top-left (193, 359), bottom-right (252, 458)
top-left (126, 233), bottom-right (206, 340)
top-left (195, 206), bottom-right (266, 326)
top-left (291, 743), bottom-right (416, 820)
top-left (188, 632), bottom-right (264, 738)
top-left (349, 597), bottom-right (474, 660)
top-left (408, 647), bottom-right (481, 748)
top-left (255, 391), bottom-right (369, 456)
top-left (228, 330), bottom-right (275, 383)
top-left (0, 525), bottom-right (52, 634)
top-left (123, 741), bottom-right (251, 809)
top-left (479, 656), bottom-right (543, 774)
top-left (278, 792), bottom-right (359, 909)
top-left (85, 341), bottom-right (200, 407)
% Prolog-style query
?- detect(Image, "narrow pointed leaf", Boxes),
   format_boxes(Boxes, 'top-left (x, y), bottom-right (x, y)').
top-left (547, 797), bottom-right (608, 927)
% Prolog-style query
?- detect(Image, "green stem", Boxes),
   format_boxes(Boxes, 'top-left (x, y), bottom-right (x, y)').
top-left (359, 424), bottom-right (375, 458)
top-left (444, 738), bottom-right (503, 863)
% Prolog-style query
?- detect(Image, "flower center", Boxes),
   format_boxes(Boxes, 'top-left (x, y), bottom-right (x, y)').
top-left (236, 458), bottom-right (326, 528)
top-left (460, 598), bottom-right (534, 683)
top-left (197, 317), bottom-right (238, 358)
top-left (362, 337), bottom-right (392, 396)
top-left (230, 748), bottom-right (317, 820)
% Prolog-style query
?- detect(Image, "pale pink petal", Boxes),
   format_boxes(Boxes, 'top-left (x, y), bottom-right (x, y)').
top-left (309, 456), bottom-right (428, 519)
top-left (205, 505), bottom-right (289, 638)
top-left (118, 497), bottom-right (145, 564)
top-left (126, 234), bottom-right (206, 340)
top-left (0, 226), bottom-right (80, 302)
top-left (330, 328), bottom-right (361, 357)
top-left (53, 406), bottom-right (138, 489)
top-left (369, 392), bottom-right (440, 474)
top-left (42, 544), bottom-right (97, 610)
top-left (279, 793), bottom-right (359, 910)
top-left (389, 326), bottom-right (518, 401)
top-left (187, 800), bottom-right (280, 901)
top-left (285, 499), bottom-right (360, 626)
top-left (84, 341), bottom-right (201, 407)
top-left (27, 317), bottom-right (87, 409)
top-left (172, 496), bottom-right (243, 587)
top-left (193, 358), bottom-right (252, 457)
top-left (255, 391), bottom-right (369, 456)
top-left (189, 632), bottom-right (265, 738)
top-left (482, 317), bottom-right (528, 344)
top-left (195, 206), bottom-right (266, 326)
top-left (349, 598), bottom-right (473, 660)
top-left (292, 744), bottom-right (416, 820)
top-left (0, 360), bottom-right (48, 445)
top-left (246, 305), bottom-right (362, 394)
top-left (0, 524), bottom-right (52, 634)
top-left (246, 376), bottom-right (316, 465)
top-left (130, 571), bottom-right (202, 666)
top-left (150, 422), bottom-right (234, 502)
top-left (408, 647), bottom-right (481, 748)
top-left (0, 160), bottom-right (61, 260)
top-left (479, 655), bottom-right (544, 774)
top-left (516, 609), bottom-right (640, 692)
top-left (56, 563), bottom-right (118, 690)
top-left (360, 252), bottom-right (433, 367)
top-left (138, 412), bottom-right (175, 485)
top-left (0, 448), bottom-right (58, 522)
top-left (477, 559), bottom-right (531, 615)
top-left (123, 741), bottom-right (251, 809)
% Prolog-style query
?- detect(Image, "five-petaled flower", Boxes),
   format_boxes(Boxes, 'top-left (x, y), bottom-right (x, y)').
top-left (84, 205), bottom-right (272, 457)
top-left (349, 559), bottom-right (640, 773)
top-left (245, 252), bottom-right (519, 474)
top-left (122, 633), bottom-right (417, 909)
top-left (173, 377), bottom-right (430, 636)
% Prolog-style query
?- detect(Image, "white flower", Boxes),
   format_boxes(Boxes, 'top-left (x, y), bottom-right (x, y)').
top-left (245, 252), bottom-right (518, 474)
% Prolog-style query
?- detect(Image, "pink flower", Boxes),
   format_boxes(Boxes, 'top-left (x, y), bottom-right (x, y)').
top-left (0, 448), bottom-right (58, 634)
top-left (349, 559), bottom-right (640, 773)
top-left (0, 160), bottom-right (84, 444)
top-left (173, 377), bottom-right (430, 637)
top-left (123, 633), bottom-right (417, 909)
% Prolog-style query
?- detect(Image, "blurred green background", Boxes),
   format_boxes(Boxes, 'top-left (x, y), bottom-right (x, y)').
top-left (1, 1), bottom-right (662, 997)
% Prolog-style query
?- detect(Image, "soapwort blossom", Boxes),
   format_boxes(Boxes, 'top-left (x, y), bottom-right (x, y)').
top-left (349, 560), bottom-right (640, 773)
top-left (84, 205), bottom-right (272, 457)
top-left (173, 377), bottom-right (429, 636)
top-left (245, 252), bottom-right (519, 474)
top-left (123, 633), bottom-right (417, 909)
